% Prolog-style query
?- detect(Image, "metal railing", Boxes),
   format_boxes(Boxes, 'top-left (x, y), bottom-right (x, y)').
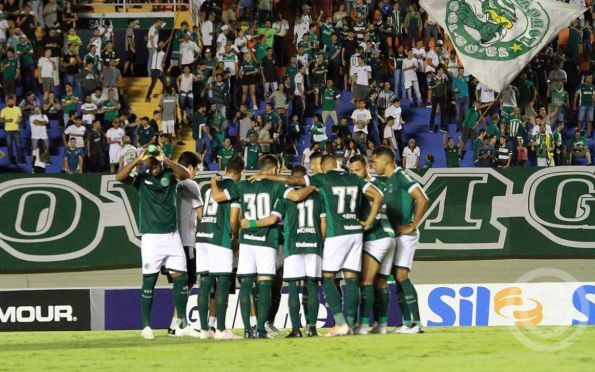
top-left (84, 0), bottom-right (190, 13)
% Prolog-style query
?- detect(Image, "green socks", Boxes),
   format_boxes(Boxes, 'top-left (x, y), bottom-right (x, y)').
top-left (197, 274), bottom-right (213, 331)
top-left (256, 280), bottom-right (272, 332)
top-left (375, 286), bottom-right (390, 325)
top-left (215, 275), bottom-right (231, 331)
top-left (396, 282), bottom-right (412, 326)
top-left (268, 283), bottom-right (282, 323)
top-left (301, 284), bottom-right (310, 324)
top-left (345, 278), bottom-right (360, 327)
top-left (288, 281), bottom-right (301, 330)
top-left (172, 273), bottom-right (189, 328)
top-left (240, 276), bottom-right (255, 332)
top-left (306, 279), bottom-right (320, 326)
top-left (398, 278), bottom-right (420, 326)
top-left (322, 278), bottom-right (345, 325)
top-left (359, 284), bottom-right (374, 326)
top-left (141, 273), bottom-right (159, 328)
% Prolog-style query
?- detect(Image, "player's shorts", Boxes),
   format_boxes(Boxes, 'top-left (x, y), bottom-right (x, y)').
top-left (283, 254), bottom-right (322, 280)
top-left (164, 246), bottom-right (197, 287)
top-left (364, 237), bottom-right (396, 277)
top-left (322, 233), bottom-right (363, 273)
top-left (195, 242), bottom-right (234, 275)
top-left (162, 119), bottom-right (175, 134)
top-left (394, 231), bottom-right (419, 270)
top-left (237, 244), bottom-right (277, 277)
top-left (141, 232), bottom-right (186, 274)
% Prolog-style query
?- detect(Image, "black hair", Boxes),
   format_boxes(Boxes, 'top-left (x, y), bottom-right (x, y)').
top-left (177, 151), bottom-right (199, 168)
top-left (372, 146), bottom-right (396, 162)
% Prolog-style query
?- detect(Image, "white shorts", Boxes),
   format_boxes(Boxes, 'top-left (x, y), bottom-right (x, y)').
top-left (141, 232), bottom-right (186, 274)
top-left (364, 237), bottom-right (396, 277)
top-left (394, 231), bottom-right (419, 270)
top-left (162, 119), bottom-right (175, 134)
top-left (283, 254), bottom-right (322, 280)
top-left (537, 158), bottom-right (554, 167)
top-left (109, 146), bottom-right (120, 164)
top-left (195, 242), bottom-right (234, 275)
top-left (237, 244), bottom-right (277, 276)
top-left (322, 234), bottom-right (363, 273)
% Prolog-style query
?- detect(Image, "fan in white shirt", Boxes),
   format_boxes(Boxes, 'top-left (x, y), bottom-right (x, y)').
top-left (402, 139), bottom-right (420, 169)
top-left (350, 101), bottom-right (372, 134)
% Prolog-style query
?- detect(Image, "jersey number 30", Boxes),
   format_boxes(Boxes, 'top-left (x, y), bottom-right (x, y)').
top-left (244, 193), bottom-right (271, 220)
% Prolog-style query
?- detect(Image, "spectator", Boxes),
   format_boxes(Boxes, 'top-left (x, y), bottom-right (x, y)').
top-left (496, 135), bottom-right (512, 168)
top-left (218, 137), bottom-right (235, 170)
top-left (145, 41), bottom-right (166, 102)
top-left (477, 135), bottom-right (496, 167)
top-left (403, 138), bottom-right (421, 170)
top-left (258, 120), bottom-right (274, 154)
top-left (100, 59), bottom-right (122, 101)
top-left (29, 104), bottom-right (49, 155)
top-left (351, 99), bottom-right (371, 137)
top-left (106, 118), bottom-right (125, 173)
top-left (403, 48), bottom-right (422, 107)
top-left (63, 137), bottom-right (83, 175)
top-left (452, 67), bottom-right (471, 130)
top-left (239, 52), bottom-right (260, 110)
top-left (146, 18), bottom-right (164, 76)
top-left (244, 132), bottom-right (263, 170)
top-left (531, 123), bottom-right (555, 167)
top-left (86, 120), bottom-right (107, 173)
top-left (16, 35), bottom-right (35, 92)
top-left (443, 134), bottom-right (464, 168)
top-left (38, 48), bottom-right (56, 98)
top-left (32, 139), bottom-right (50, 173)
top-left (63, 116), bottom-right (86, 155)
top-left (123, 19), bottom-right (138, 76)
top-left (102, 89), bottom-right (121, 128)
top-left (81, 95), bottom-right (98, 127)
top-left (0, 95), bottom-right (23, 165)
top-left (1, 48), bottom-right (20, 97)
top-left (428, 66), bottom-right (448, 133)
top-left (574, 74), bottom-right (594, 137)
top-left (61, 83), bottom-right (80, 127)
top-left (344, 138), bottom-right (362, 161)
top-left (301, 142), bottom-right (320, 169)
top-left (351, 55), bottom-right (371, 104)
top-left (568, 129), bottom-right (592, 165)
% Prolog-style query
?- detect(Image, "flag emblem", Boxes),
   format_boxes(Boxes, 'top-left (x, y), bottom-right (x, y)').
top-left (446, 0), bottom-right (549, 61)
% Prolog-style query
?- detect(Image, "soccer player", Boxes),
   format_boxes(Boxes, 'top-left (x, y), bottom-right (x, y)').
top-left (210, 155), bottom-right (315, 338)
top-left (347, 155), bottom-right (396, 335)
top-left (370, 147), bottom-right (429, 334)
top-left (195, 156), bottom-right (245, 340)
top-left (245, 165), bottom-right (326, 337)
top-left (165, 152), bottom-right (202, 336)
top-left (249, 154), bottom-right (383, 336)
top-left (116, 147), bottom-right (196, 340)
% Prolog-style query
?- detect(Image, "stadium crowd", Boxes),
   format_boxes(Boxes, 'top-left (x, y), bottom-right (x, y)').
top-left (0, 0), bottom-right (593, 173)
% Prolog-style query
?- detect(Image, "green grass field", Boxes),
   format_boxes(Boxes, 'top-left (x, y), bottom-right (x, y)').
top-left (1, 327), bottom-right (594, 371)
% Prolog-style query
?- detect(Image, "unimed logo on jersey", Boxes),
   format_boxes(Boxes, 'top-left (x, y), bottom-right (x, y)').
top-left (0, 290), bottom-right (91, 331)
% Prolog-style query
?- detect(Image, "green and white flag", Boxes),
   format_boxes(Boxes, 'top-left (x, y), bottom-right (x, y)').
top-left (419, 0), bottom-right (587, 92)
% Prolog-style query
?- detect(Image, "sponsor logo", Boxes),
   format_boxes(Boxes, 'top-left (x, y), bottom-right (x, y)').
top-left (296, 242), bottom-right (318, 248)
top-left (160, 178), bottom-right (170, 187)
top-left (243, 234), bottom-right (266, 242)
top-left (0, 305), bottom-right (76, 323)
top-left (446, 0), bottom-right (548, 61)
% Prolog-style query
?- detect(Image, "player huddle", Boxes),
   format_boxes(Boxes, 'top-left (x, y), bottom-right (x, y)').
top-left (117, 145), bottom-right (429, 340)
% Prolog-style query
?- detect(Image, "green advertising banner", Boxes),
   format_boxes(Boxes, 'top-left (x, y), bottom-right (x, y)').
top-left (0, 167), bottom-right (593, 273)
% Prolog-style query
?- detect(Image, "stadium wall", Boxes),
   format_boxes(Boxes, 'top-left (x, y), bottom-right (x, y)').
top-left (0, 167), bottom-right (593, 274)
top-left (1, 282), bottom-right (593, 331)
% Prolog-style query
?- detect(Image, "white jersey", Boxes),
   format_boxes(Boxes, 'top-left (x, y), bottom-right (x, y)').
top-left (178, 73), bottom-right (195, 93)
top-left (64, 124), bottom-right (86, 148)
top-left (384, 105), bottom-right (403, 131)
top-left (177, 179), bottom-right (204, 247)
top-left (80, 102), bottom-right (97, 125)
top-left (30, 114), bottom-right (49, 140)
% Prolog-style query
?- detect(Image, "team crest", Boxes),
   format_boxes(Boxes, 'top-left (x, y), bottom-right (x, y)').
top-left (160, 178), bottom-right (170, 187)
top-left (446, 0), bottom-right (549, 60)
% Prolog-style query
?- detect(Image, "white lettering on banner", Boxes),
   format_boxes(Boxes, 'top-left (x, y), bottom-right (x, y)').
top-left (0, 305), bottom-right (75, 323)
top-left (419, 282), bottom-right (595, 327)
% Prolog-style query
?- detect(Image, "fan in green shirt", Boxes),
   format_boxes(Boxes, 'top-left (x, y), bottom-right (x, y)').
top-left (244, 133), bottom-right (263, 170)
top-left (443, 134), bottom-right (464, 167)
top-left (1, 53), bottom-right (20, 82)
top-left (218, 138), bottom-right (235, 170)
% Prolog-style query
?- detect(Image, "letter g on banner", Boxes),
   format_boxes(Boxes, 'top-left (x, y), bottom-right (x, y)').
top-left (0, 177), bottom-right (139, 263)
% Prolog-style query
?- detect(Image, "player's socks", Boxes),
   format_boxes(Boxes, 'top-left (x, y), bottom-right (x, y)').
top-left (239, 276), bottom-right (254, 332)
top-left (169, 317), bottom-right (181, 330)
top-left (301, 283), bottom-right (310, 324)
top-left (400, 278), bottom-right (421, 325)
top-left (396, 282), bottom-right (412, 327)
top-left (172, 273), bottom-right (189, 328)
top-left (375, 286), bottom-right (390, 325)
top-left (359, 284), bottom-right (374, 326)
top-left (268, 284), bottom-right (282, 323)
top-left (198, 274), bottom-right (213, 331)
top-left (256, 280), bottom-right (272, 332)
top-left (215, 275), bottom-right (231, 332)
top-left (306, 279), bottom-right (320, 326)
top-left (345, 278), bottom-right (360, 327)
top-left (288, 281), bottom-right (301, 330)
top-left (141, 273), bottom-right (159, 328)
top-left (322, 278), bottom-right (346, 325)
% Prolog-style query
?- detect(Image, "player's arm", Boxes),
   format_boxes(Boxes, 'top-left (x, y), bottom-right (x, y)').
top-left (210, 175), bottom-right (232, 203)
top-left (320, 216), bottom-right (327, 242)
top-left (361, 184), bottom-right (383, 231)
top-left (247, 174), bottom-right (306, 186)
top-left (230, 205), bottom-right (240, 240)
top-left (164, 157), bottom-right (190, 180)
top-left (116, 149), bottom-right (147, 184)
top-left (284, 185), bottom-right (317, 202)
top-left (240, 214), bottom-right (280, 229)
top-left (397, 186), bottom-right (429, 236)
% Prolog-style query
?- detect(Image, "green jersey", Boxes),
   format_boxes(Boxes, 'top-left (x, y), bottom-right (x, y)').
top-left (322, 87), bottom-right (340, 111)
top-left (196, 177), bottom-right (235, 249)
top-left (444, 146), bottom-right (459, 167)
top-left (244, 143), bottom-right (262, 170)
top-left (378, 168), bottom-right (421, 228)
top-left (240, 60), bottom-right (259, 75)
top-left (278, 190), bottom-right (325, 257)
top-left (311, 121), bottom-right (325, 136)
top-left (550, 89), bottom-right (569, 108)
top-left (305, 169), bottom-right (371, 238)
top-left (362, 178), bottom-right (395, 242)
top-left (133, 169), bottom-right (178, 234)
top-left (136, 125), bottom-right (155, 146)
top-left (219, 146), bottom-right (235, 169)
top-left (103, 100), bottom-right (119, 122)
top-left (576, 83), bottom-right (594, 107)
top-left (320, 23), bottom-right (334, 48)
top-left (228, 180), bottom-right (285, 249)
top-left (462, 108), bottom-right (479, 129)
top-left (192, 112), bottom-right (207, 140)
top-left (16, 42), bottom-right (34, 65)
top-left (286, 65), bottom-right (298, 87)
top-left (62, 94), bottom-right (78, 116)
top-left (312, 61), bottom-right (328, 85)
top-left (255, 43), bottom-right (267, 62)
top-left (327, 42), bottom-right (341, 64)
top-left (1, 57), bottom-right (19, 80)
top-left (290, 120), bottom-right (300, 134)
top-left (263, 111), bottom-right (281, 130)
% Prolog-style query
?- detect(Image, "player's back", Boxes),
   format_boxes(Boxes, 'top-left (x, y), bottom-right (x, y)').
top-left (197, 177), bottom-right (235, 248)
top-left (234, 179), bottom-right (284, 249)
top-left (280, 190), bottom-right (324, 256)
top-left (307, 169), bottom-right (369, 238)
